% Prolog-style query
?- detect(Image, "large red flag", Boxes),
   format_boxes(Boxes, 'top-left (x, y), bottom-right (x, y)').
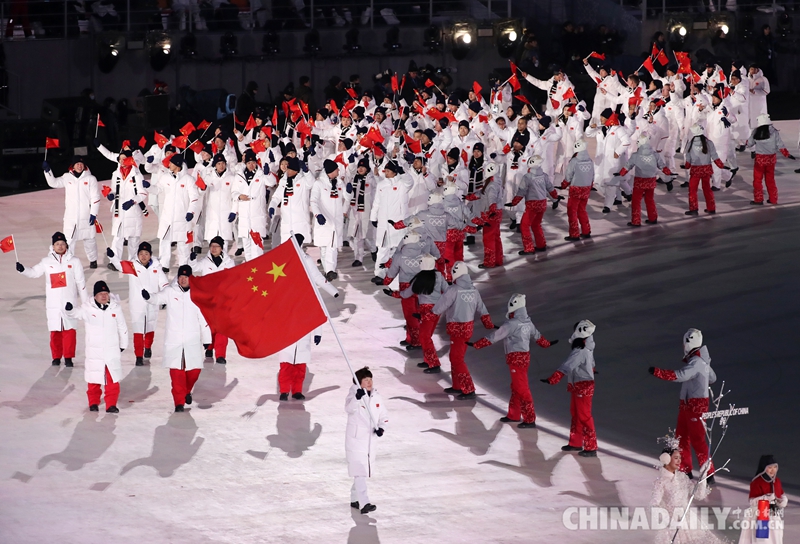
top-left (190, 239), bottom-right (328, 358)
top-left (0, 235), bottom-right (14, 253)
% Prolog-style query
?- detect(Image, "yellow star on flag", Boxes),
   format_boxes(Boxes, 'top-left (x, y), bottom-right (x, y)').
top-left (261, 290), bottom-right (268, 297)
top-left (251, 267), bottom-right (258, 273)
top-left (247, 276), bottom-right (253, 282)
top-left (251, 285), bottom-right (258, 292)
top-left (267, 262), bottom-right (287, 282)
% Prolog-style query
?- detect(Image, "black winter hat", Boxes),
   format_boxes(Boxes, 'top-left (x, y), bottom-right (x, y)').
top-left (600, 108), bottom-right (614, 120)
top-left (383, 160), bottom-right (403, 174)
top-left (423, 128), bottom-right (436, 141)
top-left (71, 156), bottom-right (86, 167)
top-left (473, 142), bottom-right (484, 153)
top-left (324, 159), bottom-right (339, 175)
top-left (357, 157), bottom-right (370, 170)
top-left (341, 138), bottom-right (354, 150)
top-left (286, 157), bottom-right (302, 172)
top-left (243, 149), bottom-right (257, 163)
top-left (52, 231), bottom-right (67, 245)
top-left (468, 101), bottom-right (482, 113)
top-left (447, 147), bottom-right (460, 160)
top-left (138, 241), bottom-right (152, 254)
top-left (458, 120), bottom-right (470, 129)
top-left (210, 236), bottom-right (225, 248)
top-left (93, 280), bottom-right (110, 296)
top-left (212, 153), bottom-right (227, 166)
top-left (169, 154), bottom-right (184, 168)
top-left (177, 264), bottom-right (193, 277)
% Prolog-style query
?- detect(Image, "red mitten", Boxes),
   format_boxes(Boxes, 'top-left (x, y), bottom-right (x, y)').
top-left (382, 276), bottom-right (393, 286)
top-left (473, 338), bottom-right (492, 350)
top-left (652, 367), bottom-right (677, 381)
top-left (511, 195), bottom-right (523, 206)
top-left (560, 180), bottom-right (569, 189)
top-left (392, 220), bottom-right (406, 230)
top-left (536, 337), bottom-right (551, 348)
top-left (480, 314), bottom-right (494, 330)
top-left (545, 370), bottom-right (565, 385)
top-left (465, 193), bottom-right (480, 201)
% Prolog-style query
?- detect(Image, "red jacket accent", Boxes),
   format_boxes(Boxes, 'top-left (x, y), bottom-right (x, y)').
top-left (653, 367), bottom-right (677, 381)
top-left (750, 475), bottom-right (785, 500)
top-left (546, 370), bottom-right (565, 384)
top-left (393, 221), bottom-right (406, 230)
top-left (511, 195), bottom-right (523, 206)
top-left (618, 168), bottom-right (629, 177)
top-left (480, 314), bottom-right (494, 330)
top-left (473, 337), bottom-right (492, 350)
top-left (536, 337), bottom-right (551, 348)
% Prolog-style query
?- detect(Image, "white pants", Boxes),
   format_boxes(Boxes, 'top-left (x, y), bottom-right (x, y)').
top-left (602, 180), bottom-right (622, 208)
top-left (160, 231), bottom-right (192, 270)
top-left (319, 246), bottom-right (338, 273)
top-left (111, 234), bottom-right (140, 261)
top-left (241, 235), bottom-right (264, 261)
top-left (68, 236), bottom-right (98, 263)
top-left (350, 476), bottom-right (370, 506)
top-left (373, 245), bottom-right (396, 277)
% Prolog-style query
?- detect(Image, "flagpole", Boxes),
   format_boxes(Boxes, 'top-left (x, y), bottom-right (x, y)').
top-left (288, 234), bottom-right (378, 430)
top-left (95, 116), bottom-right (100, 138)
top-left (12, 234), bottom-right (18, 262)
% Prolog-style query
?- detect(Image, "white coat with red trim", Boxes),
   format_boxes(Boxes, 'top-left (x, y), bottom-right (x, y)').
top-left (147, 281), bottom-right (211, 370)
top-left (233, 167), bottom-right (270, 239)
top-left (345, 384), bottom-right (389, 478)
top-left (64, 297), bottom-right (128, 384)
top-left (310, 173), bottom-right (347, 249)
top-left (44, 169), bottom-right (101, 243)
top-left (149, 168), bottom-right (201, 241)
top-left (109, 167), bottom-right (147, 239)
top-left (20, 248), bottom-right (88, 331)
top-left (109, 254), bottom-right (169, 334)
top-left (268, 171), bottom-right (313, 242)
top-left (370, 173), bottom-right (413, 249)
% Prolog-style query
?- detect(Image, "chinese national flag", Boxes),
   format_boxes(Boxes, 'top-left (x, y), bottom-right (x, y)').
top-left (718, 69), bottom-right (726, 81)
top-left (299, 101), bottom-right (309, 116)
top-left (346, 87), bottom-right (358, 99)
top-left (198, 120), bottom-right (211, 130)
top-left (45, 137), bottom-right (60, 149)
top-left (657, 50), bottom-right (669, 66)
top-left (95, 220), bottom-right (104, 234)
top-left (245, 114), bottom-right (257, 132)
top-left (101, 185), bottom-right (112, 198)
top-left (172, 135), bottom-right (189, 149)
top-left (186, 231), bottom-right (194, 244)
top-left (589, 51), bottom-right (605, 61)
top-left (404, 134), bottom-right (422, 154)
top-left (250, 230), bottom-right (264, 249)
top-left (97, 116), bottom-right (105, 128)
top-left (190, 240), bottom-right (329, 359)
top-left (272, 107), bottom-right (279, 128)
top-left (180, 122), bottom-right (196, 136)
top-left (139, 136), bottom-right (148, 149)
top-left (189, 140), bottom-right (205, 154)
top-left (562, 87), bottom-right (576, 101)
top-left (391, 74), bottom-right (399, 93)
top-left (550, 98), bottom-right (560, 109)
top-left (329, 100), bottom-right (339, 115)
top-left (120, 261), bottom-right (138, 276)
top-left (262, 126), bottom-right (273, 139)
top-left (508, 74), bottom-right (521, 92)
top-left (250, 139), bottom-right (267, 154)
top-left (195, 175), bottom-right (207, 191)
top-left (651, 44), bottom-right (659, 59)
top-left (643, 57), bottom-right (655, 73)
top-left (472, 81), bottom-right (482, 96)
top-left (49, 272), bottom-right (67, 288)
top-left (0, 235), bottom-right (14, 253)
top-left (509, 60), bottom-right (518, 74)
top-left (515, 94), bottom-right (531, 106)
top-left (425, 78), bottom-right (436, 88)
top-left (154, 131), bottom-right (169, 148)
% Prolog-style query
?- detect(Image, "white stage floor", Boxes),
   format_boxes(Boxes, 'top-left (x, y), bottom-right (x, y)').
top-left (2, 123), bottom-right (799, 543)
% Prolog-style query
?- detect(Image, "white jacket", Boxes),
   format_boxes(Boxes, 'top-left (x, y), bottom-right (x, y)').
top-left (202, 168), bottom-right (238, 241)
top-left (44, 169), bottom-right (101, 243)
top-left (269, 171), bottom-right (313, 242)
top-left (370, 173), bottom-right (413, 249)
top-left (21, 248), bottom-right (88, 331)
top-left (110, 254), bottom-right (169, 333)
top-left (65, 297), bottom-right (128, 384)
top-left (147, 282), bottom-right (211, 370)
top-left (310, 173), bottom-right (347, 249)
top-left (232, 168), bottom-right (271, 238)
top-left (345, 384), bottom-right (389, 478)
top-left (150, 168), bottom-right (201, 240)
top-left (109, 167), bottom-right (147, 239)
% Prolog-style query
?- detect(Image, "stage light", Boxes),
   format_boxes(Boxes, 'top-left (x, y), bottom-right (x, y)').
top-left (384, 26), bottom-right (401, 52)
top-left (304, 30), bottom-right (321, 55)
top-left (97, 34), bottom-right (122, 74)
top-left (343, 28), bottom-right (361, 53)
top-left (180, 33), bottom-right (197, 57)
top-left (451, 21), bottom-right (476, 60)
top-left (778, 12), bottom-right (793, 37)
top-left (720, 24), bottom-right (729, 35)
top-left (147, 31), bottom-right (172, 72)
top-left (678, 25), bottom-right (687, 36)
top-left (423, 25), bottom-right (442, 52)
top-left (220, 31), bottom-right (238, 57)
top-left (263, 30), bottom-right (280, 55)
top-left (494, 19), bottom-right (522, 58)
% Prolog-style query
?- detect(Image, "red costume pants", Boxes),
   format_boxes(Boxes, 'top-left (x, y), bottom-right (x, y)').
top-left (677, 398), bottom-right (715, 476)
top-left (399, 282), bottom-right (420, 347)
top-left (210, 332), bottom-right (229, 358)
top-left (50, 329), bottom-right (77, 359)
top-left (567, 186), bottom-right (592, 238)
top-left (444, 229), bottom-right (464, 280)
top-left (520, 199), bottom-right (548, 251)
top-left (278, 362), bottom-right (307, 394)
top-left (132, 331), bottom-right (156, 357)
top-left (87, 367), bottom-right (120, 408)
top-left (631, 177), bottom-right (658, 225)
top-left (481, 213), bottom-right (503, 267)
top-left (434, 241), bottom-right (447, 276)
top-left (169, 368), bottom-right (202, 406)
top-left (688, 165), bottom-right (715, 212)
top-left (753, 154), bottom-right (778, 203)
top-left (506, 352), bottom-right (535, 423)
top-left (419, 304), bottom-right (441, 368)
top-left (446, 321), bottom-right (475, 394)
top-left (567, 381), bottom-right (597, 451)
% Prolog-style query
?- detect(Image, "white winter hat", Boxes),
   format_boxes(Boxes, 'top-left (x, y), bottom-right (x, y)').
top-left (420, 253), bottom-right (436, 271)
top-left (507, 293), bottom-right (526, 317)
top-left (690, 124), bottom-right (704, 136)
top-left (683, 328), bottom-right (702, 355)
top-left (427, 192), bottom-right (444, 205)
top-left (484, 162), bottom-right (497, 178)
top-left (756, 114), bottom-right (772, 127)
top-left (638, 134), bottom-right (650, 147)
top-left (574, 139), bottom-right (587, 152)
top-left (443, 183), bottom-right (458, 196)
top-left (528, 155), bottom-right (544, 168)
top-left (451, 261), bottom-right (469, 281)
top-left (569, 320), bottom-right (596, 342)
top-left (403, 231), bottom-right (421, 245)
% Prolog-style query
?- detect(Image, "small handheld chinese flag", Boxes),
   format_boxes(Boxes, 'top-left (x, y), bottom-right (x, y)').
top-left (425, 79), bottom-right (436, 88)
top-left (95, 220), bottom-right (104, 234)
top-left (154, 132), bottom-right (169, 148)
top-left (120, 261), bottom-right (138, 276)
top-left (272, 107), bottom-right (279, 128)
top-left (186, 231), bottom-right (194, 244)
top-left (651, 43), bottom-right (659, 58)
top-left (0, 235), bottom-right (14, 253)
top-left (139, 136), bottom-right (148, 149)
top-left (515, 94), bottom-right (531, 106)
top-left (589, 51), bottom-right (605, 61)
top-left (50, 272), bottom-right (67, 288)
top-left (101, 185), bottom-right (112, 198)
top-left (404, 134), bottom-right (422, 154)
top-left (196, 175), bottom-right (207, 191)
top-left (180, 122), bottom-right (196, 136)
top-left (97, 116), bottom-right (105, 128)
top-left (346, 87), bottom-right (358, 99)
top-left (250, 139), bottom-right (267, 154)
top-left (250, 230), bottom-right (264, 249)
top-left (391, 74), bottom-right (399, 93)
top-left (45, 137), bottom-right (60, 149)
top-left (657, 50), bottom-right (669, 66)
top-left (189, 140), bottom-right (205, 154)
top-left (643, 57), bottom-right (655, 73)
top-left (198, 120), bottom-right (211, 131)
top-left (508, 74), bottom-right (521, 92)
top-left (472, 81), bottom-right (482, 96)
top-left (245, 114), bottom-right (257, 132)
top-left (172, 135), bottom-right (188, 149)
top-left (190, 239), bottom-right (329, 359)
top-left (562, 87), bottom-right (576, 101)
top-left (329, 100), bottom-right (339, 116)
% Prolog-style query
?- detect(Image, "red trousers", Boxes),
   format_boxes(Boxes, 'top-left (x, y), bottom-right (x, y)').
top-left (567, 186), bottom-right (592, 238)
top-left (399, 282), bottom-right (420, 346)
top-left (210, 332), bottom-right (229, 358)
top-left (688, 165), bottom-right (715, 212)
top-left (87, 367), bottom-right (120, 407)
top-left (753, 154), bottom-right (778, 203)
top-left (50, 329), bottom-right (77, 359)
top-left (169, 368), bottom-right (201, 406)
top-left (133, 331), bottom-right (156, 357)
top-left (677, 398), bottom-right (715, 475)
top-left (520, 199), bottom-right (547, 251)
top-left (278, 362), bottom-right (307, 394)
top-left (481, 214), bottom-right (503, 267)
top-left (567, 381), bottom-right (597, 451)
top-left (419, 304), bottom-right (441, 368)
top-left (446, 321), bottom-right (475, 394)
top-left (444, 229), bottom-right (464, 280)
top-left (506, 352), bottom-right (535, 423)
top-left (434, 241), bottom-right (447, 276)
top-left (631, 177), bottom-right (657, 225)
